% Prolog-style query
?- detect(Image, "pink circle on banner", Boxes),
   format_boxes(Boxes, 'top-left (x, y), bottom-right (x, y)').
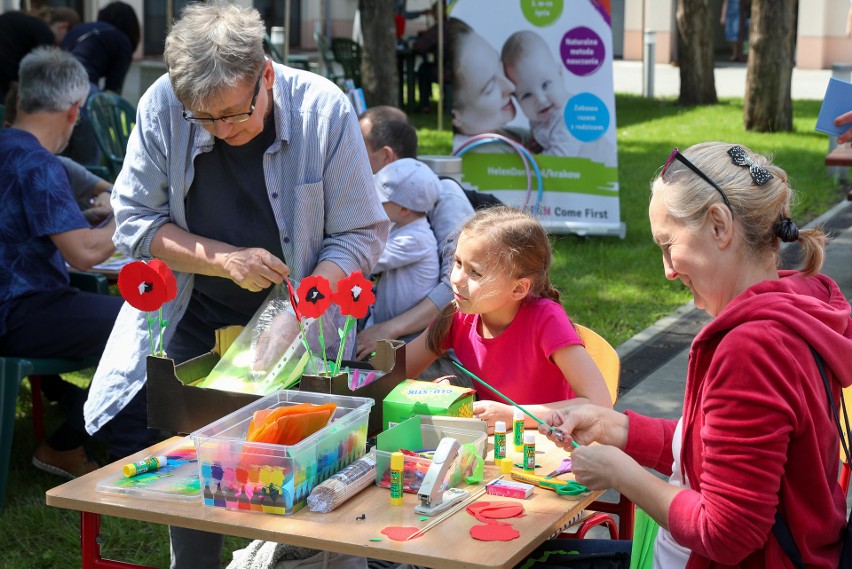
top-left (561, 26), bottom-right (605, 77)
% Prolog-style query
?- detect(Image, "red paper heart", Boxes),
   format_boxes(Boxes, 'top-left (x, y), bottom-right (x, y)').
top-left (469, 523), bottom-right (520, 541)
top-left (381, 526), bottom-right (421, 541)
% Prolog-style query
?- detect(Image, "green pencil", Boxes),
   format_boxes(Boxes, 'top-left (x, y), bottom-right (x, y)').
top-left (451, 360), bottom-right (580, 447)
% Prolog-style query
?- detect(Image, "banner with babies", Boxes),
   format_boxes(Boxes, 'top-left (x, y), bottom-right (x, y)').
top-left (448, 0), bottom-right (623, 237)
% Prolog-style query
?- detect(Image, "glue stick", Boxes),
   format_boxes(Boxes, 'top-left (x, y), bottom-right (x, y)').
top-left (523, 432), bottom-right (536, 471)
top-left (390, 452), bottom-right (404, 505)
top-left (493, 421), bottom-right (507, 461)
top-left (501, 457), bottom-right (514, 475)
top-left (123, 455), bottom-right (167, 477)
top-left (513, 409), bottom-right (524, 452)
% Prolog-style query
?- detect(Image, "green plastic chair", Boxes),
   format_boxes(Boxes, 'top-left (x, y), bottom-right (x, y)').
top-left (263, 33), bottom-right (285, 64)
top-left (314, 32), bottom-right (344, 87)
top-left (0, 271), bottom-right (108, 510)
top-left (330, 37), bottom-right (363, 88)
top-left (86, 92), bottom-right (136, 181)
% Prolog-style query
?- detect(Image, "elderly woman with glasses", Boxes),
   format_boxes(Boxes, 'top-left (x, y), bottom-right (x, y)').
top-left (84, 4), bottom-right (388, 567)
top-left (534, 142), bottom-right (852, 568)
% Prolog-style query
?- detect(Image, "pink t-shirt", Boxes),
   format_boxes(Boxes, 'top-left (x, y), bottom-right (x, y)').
top-left (443, 297), bottom-right (582, 404)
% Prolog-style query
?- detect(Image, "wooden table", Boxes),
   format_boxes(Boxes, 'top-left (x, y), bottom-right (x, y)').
top-left (47, 433), bottom-right (601, 569)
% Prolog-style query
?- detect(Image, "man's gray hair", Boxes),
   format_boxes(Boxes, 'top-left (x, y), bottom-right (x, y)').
top-left (18, 47), bottom-right (89, 114)
top-left (164, 3), bottom-right (266, 110)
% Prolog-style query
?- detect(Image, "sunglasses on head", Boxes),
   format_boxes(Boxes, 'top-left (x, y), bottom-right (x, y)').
top-left (661, 148), bottom-right (733, 214)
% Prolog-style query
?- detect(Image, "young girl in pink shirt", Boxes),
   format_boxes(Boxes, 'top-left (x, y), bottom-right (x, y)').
top-left (405, 206), bottom-right (612, 430)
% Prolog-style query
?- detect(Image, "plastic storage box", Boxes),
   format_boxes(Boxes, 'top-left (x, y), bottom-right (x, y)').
top-left (374, 423), bottom-right (486, 493)
top-left (192, 390), bottom-right (373, 515)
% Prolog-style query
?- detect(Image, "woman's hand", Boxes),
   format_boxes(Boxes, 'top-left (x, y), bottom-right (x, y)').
top-left (473, 400), bottom-right (514, 433)
top-left (224, 248), bottom-right (289, 292)
top-left (570, 445), bottom-right (634, 490)
top-left (252, 309), bottom-right (300, 372)
top-left (538, 404), bottom-right (628, 450)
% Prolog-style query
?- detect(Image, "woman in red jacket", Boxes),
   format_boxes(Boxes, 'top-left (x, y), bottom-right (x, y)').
top-left (540, 142), bottom-right (852, 568)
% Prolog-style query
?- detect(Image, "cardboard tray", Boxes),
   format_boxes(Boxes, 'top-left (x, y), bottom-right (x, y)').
top-left (147, 339), bottom-right (407, 437)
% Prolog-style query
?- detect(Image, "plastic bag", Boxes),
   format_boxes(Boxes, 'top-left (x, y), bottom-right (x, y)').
top-left (196, 283), bottom-right (346, 395)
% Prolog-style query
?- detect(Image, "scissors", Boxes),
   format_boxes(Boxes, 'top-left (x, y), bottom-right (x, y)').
top-left (545, 457), bottom-right (573, 478)
top-left (510, 471), bottom-right (588, 496)
top-left (538, 478), bottom-right (587, 496)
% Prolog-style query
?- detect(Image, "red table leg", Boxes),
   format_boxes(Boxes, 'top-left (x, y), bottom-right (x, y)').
top-left (80, 512), bottom-right (157, 569)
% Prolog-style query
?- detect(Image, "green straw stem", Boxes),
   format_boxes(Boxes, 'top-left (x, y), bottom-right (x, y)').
top-left (317, 317), bottom-right (328, 374)
top-left (333, 316), bottom-right (355, 375)
top-left (451, 360), bottom-right (580, 447)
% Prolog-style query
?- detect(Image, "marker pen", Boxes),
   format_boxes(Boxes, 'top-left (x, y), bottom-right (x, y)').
top-left (123, 455), bottom-right (168, 477)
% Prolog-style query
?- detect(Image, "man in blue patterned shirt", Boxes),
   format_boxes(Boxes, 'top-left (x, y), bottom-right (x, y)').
top-left (0, 47), bottom-right (120, 478)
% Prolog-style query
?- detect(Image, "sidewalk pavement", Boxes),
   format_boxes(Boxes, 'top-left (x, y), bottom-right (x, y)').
top-left (612, 59), bottom-right (833, 100)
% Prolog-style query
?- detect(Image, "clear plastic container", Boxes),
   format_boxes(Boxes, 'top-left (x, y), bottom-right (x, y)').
top-left (374, 423), bottom-right (486, 493)
top-left (191, 390), bottom-right (373, 515)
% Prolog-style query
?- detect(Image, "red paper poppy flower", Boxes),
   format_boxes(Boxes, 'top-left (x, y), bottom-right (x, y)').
top-left (296, 275), bottom-right (333, 319)
top-left (149, 259), bottom-right (177, 302)
top-left (332, 271), bottom-right (375, 319)
top-left (118, 261), bottom-right (168, 312)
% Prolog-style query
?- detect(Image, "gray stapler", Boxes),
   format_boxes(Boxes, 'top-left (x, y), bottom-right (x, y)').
top-left (414, 437), bottom-right (468, 516)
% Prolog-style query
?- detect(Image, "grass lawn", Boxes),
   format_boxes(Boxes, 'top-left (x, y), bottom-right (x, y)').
top-left (0, 94), bottom-right (846, 568)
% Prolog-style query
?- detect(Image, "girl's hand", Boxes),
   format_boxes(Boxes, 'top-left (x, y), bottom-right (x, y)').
top-left (570, 445), bottom-right (633, 490)
top-left (431, 375), bottom-right (455, 384)
top-left (473, 400), bottom-right (513, 433)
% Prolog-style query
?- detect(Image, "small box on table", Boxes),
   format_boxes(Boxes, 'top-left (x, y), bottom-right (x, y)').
top-left (382, 379), bottom-right (475, 430)
top-left (191, 390), bottom-right (373, 515)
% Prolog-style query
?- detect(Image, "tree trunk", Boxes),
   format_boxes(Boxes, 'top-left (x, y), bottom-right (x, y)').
top-left (676, 0), bottom-right (717, 105)
top-left (359, 0), bottom-right (398, 108)
top-left (743, 0), bottom-right (794, 131)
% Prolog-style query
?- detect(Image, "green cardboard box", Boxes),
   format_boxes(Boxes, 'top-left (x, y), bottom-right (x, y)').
top-left (382, 379), bottom-right (475, 430)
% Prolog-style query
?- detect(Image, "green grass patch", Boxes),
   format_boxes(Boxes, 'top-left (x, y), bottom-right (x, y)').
top-left (414, 95), bottom-right (842, 346)
top-left (0, 95), bottom-right (844, 567)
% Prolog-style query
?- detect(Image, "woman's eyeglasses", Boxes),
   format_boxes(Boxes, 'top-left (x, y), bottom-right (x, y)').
top-left (662, 148), bottom-right (733, 213)
top-left (182, 73), bottom-right (262, 125)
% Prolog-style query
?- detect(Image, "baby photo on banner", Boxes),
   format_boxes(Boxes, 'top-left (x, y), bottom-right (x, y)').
top-left (448, 0), bottom-right (624, 237)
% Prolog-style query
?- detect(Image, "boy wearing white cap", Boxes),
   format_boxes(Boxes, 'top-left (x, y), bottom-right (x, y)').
top-left (368, 158), bottom-right (440, 332)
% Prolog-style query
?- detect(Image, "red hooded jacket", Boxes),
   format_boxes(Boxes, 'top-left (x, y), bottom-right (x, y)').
top-left (625, 271), bottom-right (852, 569)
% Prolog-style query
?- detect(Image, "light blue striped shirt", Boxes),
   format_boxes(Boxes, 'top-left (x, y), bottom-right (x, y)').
top-left (85, 63), bottom-right (390, 434)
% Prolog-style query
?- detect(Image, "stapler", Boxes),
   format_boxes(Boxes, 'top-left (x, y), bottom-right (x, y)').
top-left (414, 437), bottom-right (468, 516)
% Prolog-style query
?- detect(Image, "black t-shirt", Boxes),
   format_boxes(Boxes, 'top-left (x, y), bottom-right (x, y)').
top-left (182, 111), bottom-right (284, 329)
top-left (0, 12), bottom-right (54, 100)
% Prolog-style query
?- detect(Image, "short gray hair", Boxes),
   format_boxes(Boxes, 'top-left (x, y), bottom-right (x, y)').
top-left (18, 47), bottom-right (89, 114)
top-left (164, 3), bottom-right (266, 110)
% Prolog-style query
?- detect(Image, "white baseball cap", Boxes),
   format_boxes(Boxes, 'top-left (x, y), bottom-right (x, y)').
top-left (374, 158), bottom-right (441, 213)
